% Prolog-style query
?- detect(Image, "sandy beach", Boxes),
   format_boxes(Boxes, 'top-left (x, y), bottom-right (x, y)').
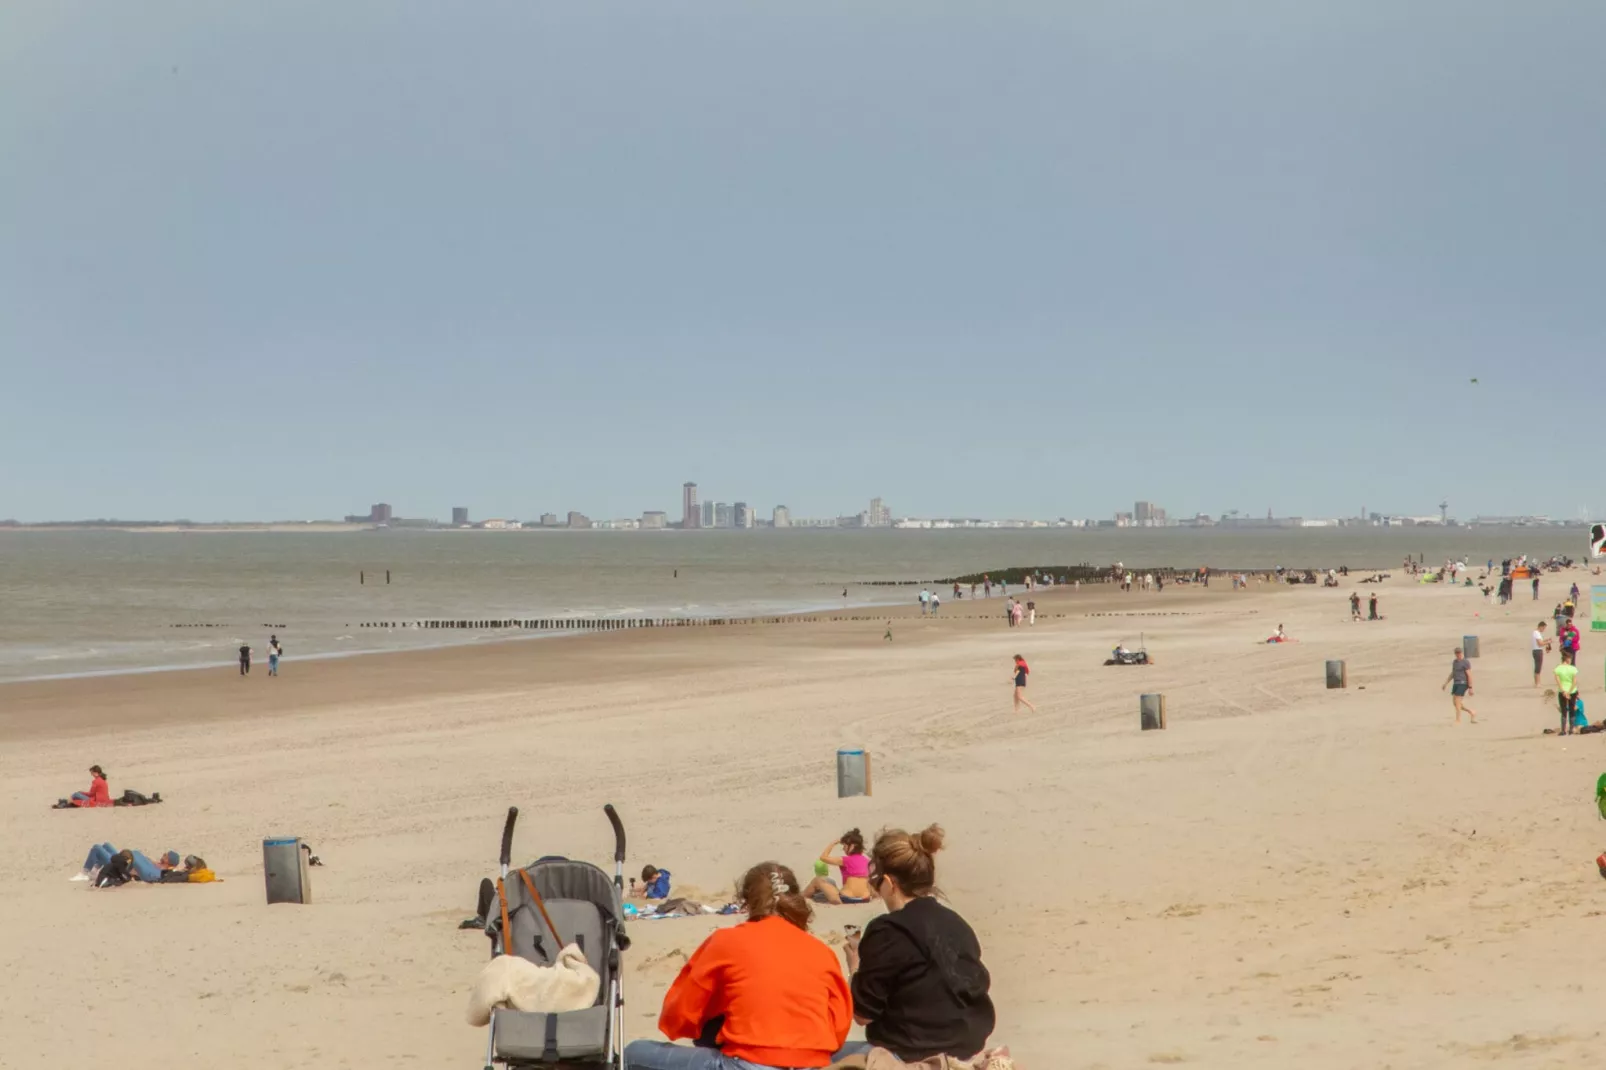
top-left (5, 572), bottom-right (1604, 1068)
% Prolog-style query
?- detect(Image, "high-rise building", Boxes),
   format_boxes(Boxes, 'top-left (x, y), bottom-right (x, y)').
top-left (714, 502), bottom-right (733, 528)
top-left (539, 512), bottom-right (559, 527)
top-left (772, 505), bottom-right (791, 528)
top-left (452, 506), bottom-right (469, 526)
top-left (641, 511), bottom-right (667, 529)
top-left (701, 501), bottom-right (715, 528)
top-left (370, 503), bottom-right (393, 524)
top-left (734, 502), bottom-right (753, 529)
top-left (682, 483), bottom-right (700, 530)
top-left (1134, 501), bottom-right (1154, 525)
top-left (567, 511), bottom-right (592, 529)
top-left (867, 497), bottom-right (891, 527)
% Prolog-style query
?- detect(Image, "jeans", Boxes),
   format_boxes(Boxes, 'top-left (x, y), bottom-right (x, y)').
top-left (269, 654), bottom-right (279, 675)
top-left (621, 1041), bottom-right (804, 1070)
top-left (129, 850), bottom-right (161, 882)
top-left (1561, 692), bottom-right (1578, 734)
top-left (84, 842), bottom-right (116, 871)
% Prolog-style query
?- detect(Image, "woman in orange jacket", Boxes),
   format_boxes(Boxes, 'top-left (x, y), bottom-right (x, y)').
top-left (623, 862), bottom-right (851, 1070)
top-left (67, 765), bottom-right (113, 808)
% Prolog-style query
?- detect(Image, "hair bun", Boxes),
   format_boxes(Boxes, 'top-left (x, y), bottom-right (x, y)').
top-left (915, 825), bottom-right (945, 855)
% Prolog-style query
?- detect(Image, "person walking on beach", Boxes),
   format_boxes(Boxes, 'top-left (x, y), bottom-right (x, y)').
top-left (238, 644), bottom-right (252, 676)
top-left (1010, 599), bottom-right (1023, 628)
top-left (1368, 593), bottom-right (1379, 621)
top-left (929, 592), bottom-right (940, 616)
top-left (267, 635), bottom-right (282, 676)
top-left (1532, 622), bottom-right (1551, 686)
top-left (1350, 592), bottom-right (1362, 621)
top-left (884, 621), bottom-right (893, 642)
top-left (1532, 570), bottom-right (1541, 600)
top-left (919, 588), bottom-right (930, 615)
top-left (1011, 655), bottom-right (1037, 713)
top-left (1443, 647), bottom-right (1477, 724)
top-left (1026, 600), bottom-right (1036, 626)
top-left (1555, 652), bottom-right (1580, 735)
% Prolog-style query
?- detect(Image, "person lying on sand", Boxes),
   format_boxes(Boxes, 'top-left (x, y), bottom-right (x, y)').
top-left (76, 846), bottom-right (180, 886)
top-left (157, 855), bottom-right (218, 883)
top-left (622, 862), bottom-right (850, 1070)
top-left (801, 829), bottom-right (874, 905)
top-left (630, 865), bottom-right (672, 900)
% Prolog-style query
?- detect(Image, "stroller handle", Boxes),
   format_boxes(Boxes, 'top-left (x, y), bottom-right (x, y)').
top-left (604, 803), bottom-right (626, 863)
top-left (499, 807), bottom-right (519, 869)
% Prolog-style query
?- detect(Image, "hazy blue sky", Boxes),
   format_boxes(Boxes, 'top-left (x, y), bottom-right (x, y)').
top-left (4, 2), bottom-right (1602, 522)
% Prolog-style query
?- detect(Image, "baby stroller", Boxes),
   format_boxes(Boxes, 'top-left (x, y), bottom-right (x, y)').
top-left (479, 805), bottom-right (629, 1070)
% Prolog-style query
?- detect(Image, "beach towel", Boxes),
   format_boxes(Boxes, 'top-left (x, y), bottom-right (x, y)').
top-left (465, 942), bottom-right (599, 1026)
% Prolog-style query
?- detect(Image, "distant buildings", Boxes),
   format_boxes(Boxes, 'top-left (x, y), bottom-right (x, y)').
top-left (734, 502), bottom-right (753, 529)
top-left (772, 505), bottom-right (791, 528)
top-left (682, 483), bottom-right (699, 530)
top-left (641, 511), bottom-right (667, 530)
top-left (713, 503), bottom-right (733, 528)
top-left (371, 503), bottom-right (393, 524)
top-left (567, 511), bottom-right (592, 529)
top-left (452, 506), bottom-right (469, 526)
top-left (867, 498), bottom-right (891, 528)
top-left (701, 501), bottom-right (715, 528)
top-left (539, 513), bottom-right (559, 528)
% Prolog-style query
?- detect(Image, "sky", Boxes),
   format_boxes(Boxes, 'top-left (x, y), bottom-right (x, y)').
top-left (3, 1), bottom-right (1603, 522)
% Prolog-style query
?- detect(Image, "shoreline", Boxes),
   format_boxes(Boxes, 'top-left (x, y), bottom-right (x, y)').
top-left (0, 572), bottom-right (1328, 688)
top-left (0, 579), bottom-right (1269, 739)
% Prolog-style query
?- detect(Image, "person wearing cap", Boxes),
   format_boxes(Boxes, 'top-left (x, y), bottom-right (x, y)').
top-left (75, 844), bottom-right (181, 883)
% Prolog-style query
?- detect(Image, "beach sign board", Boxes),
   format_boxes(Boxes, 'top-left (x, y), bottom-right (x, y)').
top-left (1594, 586), bottom-right (1606, 632)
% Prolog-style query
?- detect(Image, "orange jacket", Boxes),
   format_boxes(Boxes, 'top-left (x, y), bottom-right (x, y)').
top-left (73, 775), bottom-right (112, 808)
top-left (658, 916), bottom-right (851, 1068)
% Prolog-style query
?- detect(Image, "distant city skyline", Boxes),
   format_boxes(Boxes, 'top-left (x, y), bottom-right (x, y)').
top-left (13, 487), bottom-right (1574, 530)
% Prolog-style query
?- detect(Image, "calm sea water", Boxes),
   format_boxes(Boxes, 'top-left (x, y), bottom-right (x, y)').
top-left (0, 528), bottom-right (1587, 682)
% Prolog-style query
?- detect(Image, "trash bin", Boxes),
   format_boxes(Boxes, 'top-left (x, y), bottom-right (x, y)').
top-left (1462, 635), bottom-right (1480, 658)
top-left (836, 749), bottom-right (871, 798)
top-left (1140, 693), bottom-right (1166, 731)
top-left (264, 837), bottom-right (311, 905)
top-left (1325, 660), bottom-right (1347, 689)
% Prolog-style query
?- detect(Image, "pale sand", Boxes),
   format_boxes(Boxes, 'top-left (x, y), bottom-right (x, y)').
top-left (3, 575), bottom-right (1602, 1068)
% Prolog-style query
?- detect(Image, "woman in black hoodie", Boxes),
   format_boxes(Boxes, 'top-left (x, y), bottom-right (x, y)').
top-left (841, 825), bottom-right (995, 1062)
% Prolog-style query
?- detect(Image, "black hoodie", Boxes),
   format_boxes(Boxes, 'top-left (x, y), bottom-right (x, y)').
top-left (851, 896), bottom-right (995, 1061)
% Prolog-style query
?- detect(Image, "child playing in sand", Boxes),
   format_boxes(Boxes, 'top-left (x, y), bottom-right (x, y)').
top-left (630, 865), bottom-right (672, 899)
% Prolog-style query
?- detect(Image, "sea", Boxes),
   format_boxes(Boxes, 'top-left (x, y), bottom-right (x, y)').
top-left (0, 527), bottom-right (1588, 683)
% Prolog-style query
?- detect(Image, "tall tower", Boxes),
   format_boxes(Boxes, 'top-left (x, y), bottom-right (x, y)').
top-left (682, 483), bottom-right (700, 530)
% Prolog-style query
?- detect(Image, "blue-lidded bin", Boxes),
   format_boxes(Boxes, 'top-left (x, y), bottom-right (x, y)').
top-left (263, 836), bottom-right (311, 905)
top-left (836, 748), bottom-right (871, 798)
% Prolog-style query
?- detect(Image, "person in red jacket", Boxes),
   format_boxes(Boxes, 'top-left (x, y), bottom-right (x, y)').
top-left (623, 862), bottom-right (851, 1070)
top-left (68, 765), bottom-right (113, 808)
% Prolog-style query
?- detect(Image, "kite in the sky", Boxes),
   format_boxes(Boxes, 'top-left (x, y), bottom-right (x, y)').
top-left (1470, 378), bottom-right (1479, 384)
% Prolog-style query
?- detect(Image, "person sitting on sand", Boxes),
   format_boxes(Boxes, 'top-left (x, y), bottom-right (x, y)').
top-left (837, 825), bottom-right (995, 1064)
top-left (77, 845), bottom-right (180, 885)
top-left (622, 862), bottom-right (850, 1070)
top-left (630, 865), bottom-right (672, 900)
top-left (800, 829), bottom-right (874, 905)
top-left (59, 765), bottom-right (112, 809)
top-left (1266, 624), bottom-right (1293, 644)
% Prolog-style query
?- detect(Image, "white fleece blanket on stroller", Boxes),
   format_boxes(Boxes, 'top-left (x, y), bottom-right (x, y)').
top-left (466, 943), bottom-right (600, 1026)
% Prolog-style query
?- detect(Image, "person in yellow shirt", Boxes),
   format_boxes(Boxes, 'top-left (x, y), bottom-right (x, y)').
top-left (1555, 653), bottom-right (1580, 736)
